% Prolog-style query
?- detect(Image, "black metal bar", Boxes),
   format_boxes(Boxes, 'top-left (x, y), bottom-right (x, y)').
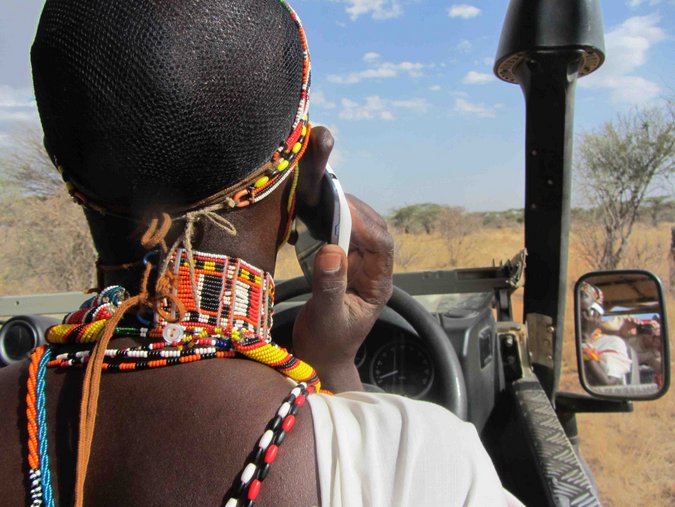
top-left (515, 50), bottom-right (582, 399)
top-left (556, 392), bottom-right (633, 414)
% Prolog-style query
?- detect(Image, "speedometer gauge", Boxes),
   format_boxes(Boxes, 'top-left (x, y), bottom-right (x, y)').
top-left (369, 340), bottom-right (434, 399)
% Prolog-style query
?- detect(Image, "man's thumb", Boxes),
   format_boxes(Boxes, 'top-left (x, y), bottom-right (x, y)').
top-left (310, 244), bottom-right (348, 309)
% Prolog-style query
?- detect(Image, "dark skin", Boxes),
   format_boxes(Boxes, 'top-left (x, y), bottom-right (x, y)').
top-left (0, 127), bottom-right (394, 505)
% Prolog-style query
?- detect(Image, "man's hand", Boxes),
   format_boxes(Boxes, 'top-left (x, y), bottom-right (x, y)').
top-left (292, 196), bottom-right (394, 393)
top-left (600, 316), bottom-right (640, 338)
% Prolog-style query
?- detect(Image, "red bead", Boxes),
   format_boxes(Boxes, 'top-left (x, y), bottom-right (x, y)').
top-left (247, 479), bottom-right (262, 501)
top-left (264, 444), bottom-right (279, 464)
top-left (295, 394), bottom-right (306, 406)
top-left (281, 415), bottom-right (295, 432)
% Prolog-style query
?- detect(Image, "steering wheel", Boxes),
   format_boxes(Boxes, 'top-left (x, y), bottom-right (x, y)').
top-left (275, 277), bottom-right (468, 421)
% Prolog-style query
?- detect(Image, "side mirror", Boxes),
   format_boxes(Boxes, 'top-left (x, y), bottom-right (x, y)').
top-left (574, 270), bottom-right (670, 400)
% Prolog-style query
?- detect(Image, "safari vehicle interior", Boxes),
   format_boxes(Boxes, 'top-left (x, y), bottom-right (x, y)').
top-left (0, 1), bottom-right (671, 507)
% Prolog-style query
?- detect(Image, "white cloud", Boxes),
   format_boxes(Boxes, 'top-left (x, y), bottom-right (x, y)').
top-left (0, 110), bottom-right (37, 122)
top-left (390, 98), bottom-right (429, 113)
top-left (363, 52), bottom-right (381, 63)
top-left (328, 60), bottom-right (425, 84)
top-left (0, 85), bottom-right (38, 124)
top-left (482, 57), bottom-right (494, 67)
top-left (340, 0), bottom-right (403, 21)
top-left (429, 85), bottom-right (442, 92)
top-left (607, 76), bottom-right (662, 104)
top-left (457, 40), bottom-right (472, 52)
top-left (627, 0), bottom-right (663, 7)
top-left (462, 71), bottom-right (494, 85)
top-left (453, 97), bottom-right (498, 118)
top-left (580, 15), bottom-right (667, 104)
top-left (0, 85), bottom-right (35, 109)
top-left (311, 90), bottom-right (336, 109)
top-left (339, 95), bottom-right (429, 121)
top-left (447, 4), bottom-right (481, 19)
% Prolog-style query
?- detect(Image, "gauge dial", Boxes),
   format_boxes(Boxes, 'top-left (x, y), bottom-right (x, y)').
top-left (369, 340), bottom-right (434, 399)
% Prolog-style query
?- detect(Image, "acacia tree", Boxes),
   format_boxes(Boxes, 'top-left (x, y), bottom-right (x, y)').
top-left (436, 206), bottom-right (479, 267)
top-left (389, 203), bottom-right (443, 234)
top-left (575, 106), bottom-right (674, 269)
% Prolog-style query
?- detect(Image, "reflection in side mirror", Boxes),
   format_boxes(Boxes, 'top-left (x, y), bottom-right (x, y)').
top-left (574, 270), bottom-right (670, 400)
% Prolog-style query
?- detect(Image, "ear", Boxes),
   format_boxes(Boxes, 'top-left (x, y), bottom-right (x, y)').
top-left (296, 126), bottom-right (334, 208)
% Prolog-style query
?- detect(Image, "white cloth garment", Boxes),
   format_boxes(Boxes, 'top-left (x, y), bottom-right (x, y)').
top-left (308, 391), bottom-right (523, 507)
top-left (591, 334), bottom-right (632, 382)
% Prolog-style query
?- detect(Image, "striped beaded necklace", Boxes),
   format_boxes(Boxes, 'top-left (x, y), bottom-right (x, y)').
top-left (26, 251), bottom-right (324, 507)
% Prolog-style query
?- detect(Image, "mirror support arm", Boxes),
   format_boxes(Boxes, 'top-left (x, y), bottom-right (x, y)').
top-left (555, 392), bottom-right (633, 414)
top-left (515, 50), bottom-right (583, 400)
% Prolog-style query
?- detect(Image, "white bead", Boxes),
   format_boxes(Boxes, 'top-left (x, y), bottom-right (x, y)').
top-left (277, 402), bottom-right (291, 418)
top-left (225, 499), bottom-right (238, 507)
top-left (259, 430), bottom-right (274, 450)
top-left (291, 386), bottom-right (302, 398)
top-left (241, 462), bottom-right (257, 484)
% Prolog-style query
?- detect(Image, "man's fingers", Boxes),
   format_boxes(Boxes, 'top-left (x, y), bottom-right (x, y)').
top-left (348, 195), bottom-right (388, 231)
top-left (309, 244), bottom-right (348, 313)
top-left (345, 196), bottom-right (394, 306)
top-left (297, 127), bottom-right (334, 208)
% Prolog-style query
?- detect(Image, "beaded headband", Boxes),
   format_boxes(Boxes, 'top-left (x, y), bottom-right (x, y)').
top-left (57, 0), bottom-right (312, 218)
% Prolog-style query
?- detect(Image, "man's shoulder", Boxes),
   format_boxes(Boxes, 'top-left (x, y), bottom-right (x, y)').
top-left (596, 333), bottom-right (628, 350)
top-left (313, 390), bottom-right (464, 423)
top-left (308, 391), bottom-right (511, 506)
top-left (309, 391), bottom-right (482, 455)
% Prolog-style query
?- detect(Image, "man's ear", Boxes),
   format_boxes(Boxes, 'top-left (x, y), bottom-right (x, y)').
top-left (296, 126), bottom-right (334, 208)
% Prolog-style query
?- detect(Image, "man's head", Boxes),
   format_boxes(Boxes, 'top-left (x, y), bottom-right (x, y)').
top-left (579, 281), bottom-right (604, 336)
top-left (637, 320), bottom-right (662, 352)
top-left (32, 0), bottom-right (310, 215)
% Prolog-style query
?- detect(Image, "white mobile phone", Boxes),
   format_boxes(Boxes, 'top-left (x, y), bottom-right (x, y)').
top-left (294, 164), bottom-right (351, 281)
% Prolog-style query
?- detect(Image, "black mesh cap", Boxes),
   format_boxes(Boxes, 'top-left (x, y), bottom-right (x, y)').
top-left (32, 0), bottom-right (307, 212)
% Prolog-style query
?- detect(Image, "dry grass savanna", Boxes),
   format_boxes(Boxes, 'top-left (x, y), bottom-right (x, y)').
top-left (1, 202), bottom-right (673, 506)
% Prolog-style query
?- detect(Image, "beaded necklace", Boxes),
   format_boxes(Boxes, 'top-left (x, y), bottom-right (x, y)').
top-left (26, 250), bottom-right (324, 507)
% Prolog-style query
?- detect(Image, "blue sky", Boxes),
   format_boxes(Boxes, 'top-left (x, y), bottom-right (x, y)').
top-left (1, 0), bottom-right (673, 213)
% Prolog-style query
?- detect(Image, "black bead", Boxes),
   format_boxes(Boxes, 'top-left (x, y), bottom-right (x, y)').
top-left (232, 480), bottom-right (246, 497)
top-left (258, 463), bottom-right (271, 482)
top-left (250, 447), bottom-right (264, 464)
top-left (274, 430), bottom-right (286, 446)
top-left (268, 416), bottom-right (282, 431)
top-left (290, 404), bottom-right (300, 416)
top-left (286, 393), bottom-right (296, 405)
top-left (244, 500), bottom-right (255, 507)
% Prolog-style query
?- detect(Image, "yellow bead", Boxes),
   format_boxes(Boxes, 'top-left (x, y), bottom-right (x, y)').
top-left (301, 126), bottom-right (307, 136)
top-left (292, 142), bottom-right (302, 154)
top-left (277, 159), bottom-right (290, 171)
top-left (254, 176), bottom-right (270, 188)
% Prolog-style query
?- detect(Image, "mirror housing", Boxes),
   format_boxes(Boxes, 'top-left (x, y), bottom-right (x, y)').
top-left (494, 0), bottom-right (605, 84)
top-left (574, 270), bottom-right (670, 400)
